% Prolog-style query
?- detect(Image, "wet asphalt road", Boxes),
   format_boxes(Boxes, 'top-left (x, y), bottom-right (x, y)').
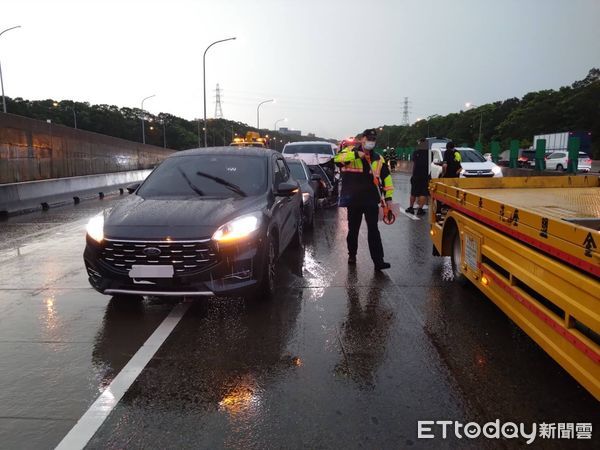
top-left (0, 173), bottom-right (598, 450)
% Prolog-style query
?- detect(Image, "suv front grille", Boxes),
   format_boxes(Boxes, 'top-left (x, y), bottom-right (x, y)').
top-left (464, 170), bottom-right (494, 177)
top-left (101, 239), bottom-right (217, 275)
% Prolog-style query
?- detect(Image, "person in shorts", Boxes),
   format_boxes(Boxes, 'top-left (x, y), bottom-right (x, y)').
top-left (406, 139), bottom-right (429, 216)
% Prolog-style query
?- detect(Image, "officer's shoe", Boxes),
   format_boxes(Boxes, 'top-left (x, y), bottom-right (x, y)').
top-left (374, 261), bottom-right (391, 270)
top-left (348, 255), bottom-right (357, 264)
top-left (405, 206), bottom-right (415, 214)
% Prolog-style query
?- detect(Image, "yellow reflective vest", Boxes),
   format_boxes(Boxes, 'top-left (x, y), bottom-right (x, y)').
top-left (334, 146), bottom-right (394, 206)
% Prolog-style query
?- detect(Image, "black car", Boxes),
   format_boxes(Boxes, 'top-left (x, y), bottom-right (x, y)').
top-left (84, 147), bottom-right (303, 300)
top-left (286, 158), bottom-right (318, 228)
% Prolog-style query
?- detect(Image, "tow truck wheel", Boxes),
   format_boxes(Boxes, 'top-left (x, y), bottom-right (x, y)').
top-left (450, 229), bottom-right (466, 284)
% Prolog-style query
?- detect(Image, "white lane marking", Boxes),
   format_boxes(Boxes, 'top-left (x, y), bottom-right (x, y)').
top-left (55, 301), bottom-right (191, 450)
top-left (399, 210), bottom-right (421, 221)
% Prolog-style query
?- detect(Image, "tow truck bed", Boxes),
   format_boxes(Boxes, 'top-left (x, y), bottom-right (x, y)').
top-left (429, 176), bottom-right (600, 400)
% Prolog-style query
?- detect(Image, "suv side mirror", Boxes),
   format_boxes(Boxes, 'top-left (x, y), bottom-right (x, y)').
top-left (310, 173), bottom-right (322, 181)
top-left (126, 183), bottom-right (140, 194)
top-left (276, 181), bottom-right (299, 197)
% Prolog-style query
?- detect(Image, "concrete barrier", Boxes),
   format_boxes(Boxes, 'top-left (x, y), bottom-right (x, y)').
top-left (0, 169), bottom-right (152, 217)
top-left (0, 113), bottom-right (172, 184)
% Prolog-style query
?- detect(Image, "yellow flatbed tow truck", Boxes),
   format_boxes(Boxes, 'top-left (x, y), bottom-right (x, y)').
top-left (231, 131), bottom-right (269, 148)
top-left (429, 176), bottom-right (600, 400)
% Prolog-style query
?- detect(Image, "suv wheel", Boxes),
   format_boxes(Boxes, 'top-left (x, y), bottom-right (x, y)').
top-left (556, 164), bottom-right (564, 171)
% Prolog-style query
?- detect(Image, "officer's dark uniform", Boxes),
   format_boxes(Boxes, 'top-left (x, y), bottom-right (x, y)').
top-left (334, 129), bottom-right (394, 269)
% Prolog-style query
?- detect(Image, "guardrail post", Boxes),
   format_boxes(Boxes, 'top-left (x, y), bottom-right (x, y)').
top-left (535, 138), bottom-right (546, 171)
top-left (490, 141), bottom-right (501, 163)
top-left (509, 139), bottom-right (519, 169)
top-left (567, 136), bottom-right (580, 174)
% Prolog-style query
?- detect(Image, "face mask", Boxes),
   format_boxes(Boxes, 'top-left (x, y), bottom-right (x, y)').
top-left (364, 141), bottom-right (375, 150)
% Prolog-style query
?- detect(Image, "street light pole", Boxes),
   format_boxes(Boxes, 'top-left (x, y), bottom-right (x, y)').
top-left (0, 25), bottom-right (22, 114)
top-left (465, 102), bottom-right (482, 143)
top-left (274, 117), bottom-right (287, 132)
top-left (256, 99), bottom-right (274, 130)
top-left (141, 94), bottom-right (156, 144)
top-left (203, 37), bottom-right (236, 148)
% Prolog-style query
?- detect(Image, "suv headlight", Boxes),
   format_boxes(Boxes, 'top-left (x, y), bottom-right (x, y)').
top-left (492, 166), bottom-right (502, 175)
top-left (86, 213), bottom-right (104, 243)
top-left (212, 212), bottom-right (262, 242)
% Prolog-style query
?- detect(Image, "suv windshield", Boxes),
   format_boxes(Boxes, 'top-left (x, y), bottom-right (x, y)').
top-left (458, 149), bottom-right (487, 162)
top-left (137, 155), bottom-right (267, 198)
top-left (284, 144), bottom-right (333, 155)
top-left (287, 161), bottom-right (307, 180)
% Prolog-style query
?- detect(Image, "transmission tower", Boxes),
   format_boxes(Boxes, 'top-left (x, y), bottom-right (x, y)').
top-left (214, 83), bottom-right (223, 119)
top-left (402, 97), bottom-right (410, 126)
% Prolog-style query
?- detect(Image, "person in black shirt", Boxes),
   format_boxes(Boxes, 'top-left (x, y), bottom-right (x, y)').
top-left (442, 141), bottom-right (462, 178)
top-left (406, 139), bottom-right (429, 216)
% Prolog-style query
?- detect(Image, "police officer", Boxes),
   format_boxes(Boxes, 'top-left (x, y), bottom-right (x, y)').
top-left (334, 128), bottom-right (394, 270)
top-left (442, 141), bottom-right (462, 178)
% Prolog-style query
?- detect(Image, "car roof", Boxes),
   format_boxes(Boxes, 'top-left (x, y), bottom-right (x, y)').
top-left (168, 146), bottom-right (277, 159)
top-left (437, 147), bottom-right (477, 152)
top-left (283, 141), bottom-right (334, 147)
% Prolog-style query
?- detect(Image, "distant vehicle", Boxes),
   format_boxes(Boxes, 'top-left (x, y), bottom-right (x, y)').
top-left (498, 148), bottom-right (535, 167)
top-left (533, 131), bottom-right (592, 157)
top-left (518, 149), bottom-right (537, 167)
top-left (231, 131), bottom-right (269, 148)
top-left (545, 151), bottom-right (592, 172)
top-left (430, 147), bottom-right (503, 178)
top-left (425, 137), bottom-right (452, 149)
top-left (84, 147), bottom-right (303, 301)
top-left (282, 141), bottom-right (338, 167)
top-left (282, 141), bottom-right (339, 206)
top-left (286, 158), bottom-right (317, 228)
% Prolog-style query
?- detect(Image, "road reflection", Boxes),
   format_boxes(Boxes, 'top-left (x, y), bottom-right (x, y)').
top-left (335, 268), bottom-right (394, 389)
top-left (90, 248), bottom-right (305, 420)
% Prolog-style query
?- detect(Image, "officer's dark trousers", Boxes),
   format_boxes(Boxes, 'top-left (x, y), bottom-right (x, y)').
top-left (346, 204), bottom-right (384, 263)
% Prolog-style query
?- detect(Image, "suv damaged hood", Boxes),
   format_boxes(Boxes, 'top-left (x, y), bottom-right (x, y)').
top-left (104, 195), bottom-right (267, 240)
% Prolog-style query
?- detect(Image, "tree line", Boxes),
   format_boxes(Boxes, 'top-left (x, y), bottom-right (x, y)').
top-left (2, 97), bottom-right (324, 151)
top-left (375, 68), bottom-right (599, 158)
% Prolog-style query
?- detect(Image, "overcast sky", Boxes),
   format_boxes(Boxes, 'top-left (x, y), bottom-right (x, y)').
top-left (2, 0), bottom-right (599, 139)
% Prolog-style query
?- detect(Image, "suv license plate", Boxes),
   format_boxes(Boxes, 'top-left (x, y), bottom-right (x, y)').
top-left (129, 265), bottom-right (174, 279)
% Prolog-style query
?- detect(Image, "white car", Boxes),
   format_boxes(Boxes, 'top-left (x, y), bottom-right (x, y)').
top-left (282, 141), bottom-right (338, 166)
top-left (430, 147), bottom-right (503, 179)
top-left (545, 151), bottom-right (592, 172)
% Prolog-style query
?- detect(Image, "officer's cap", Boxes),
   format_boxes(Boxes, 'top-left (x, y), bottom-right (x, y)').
top-left (362, 129), bottom-right (377, 140)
